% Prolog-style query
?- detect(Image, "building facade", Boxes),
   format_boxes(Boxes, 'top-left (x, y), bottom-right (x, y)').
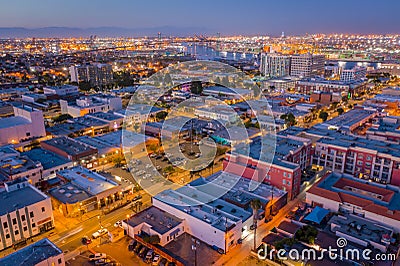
top-left (290, 54), bottom-right (325, 78)
top-left (0, 178), bottom-right (54, 250)
top-left (0, 105), bottom-right (46, 145)
top-left (69, 63), bottom-right (113, 87)
top-left (260, 53), bottom-right (291, 78)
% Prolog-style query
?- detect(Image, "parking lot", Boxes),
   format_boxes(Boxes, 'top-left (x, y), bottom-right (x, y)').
top-left (163, 233), bottom-right (221, 266)
top-left (67, 249), bottom-right (122, 266)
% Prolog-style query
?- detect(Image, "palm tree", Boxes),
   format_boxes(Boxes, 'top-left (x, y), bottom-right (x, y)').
top-left (250, 198), bottom-right (262, 251)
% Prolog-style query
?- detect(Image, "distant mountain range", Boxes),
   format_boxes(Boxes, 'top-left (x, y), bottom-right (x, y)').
top-left (0, 26), bottom-right (214, 38)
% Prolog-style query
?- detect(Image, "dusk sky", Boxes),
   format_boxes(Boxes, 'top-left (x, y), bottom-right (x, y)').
top-left (0, 0), bottom-right (399, 35)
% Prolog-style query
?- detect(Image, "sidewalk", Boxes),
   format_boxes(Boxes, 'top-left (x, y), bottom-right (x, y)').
top-left (52, 208), bottom-right (103, 233)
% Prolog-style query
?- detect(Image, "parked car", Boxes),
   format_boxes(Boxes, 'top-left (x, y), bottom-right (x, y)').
top-left (89, 253), bottom-right (107, 261)
top-left (145, 249), bottom-right (154, 262)
top-left (138, 246), bottom-right (148, 258)
top-left (132, 195), bottom-right (142, 201)
top-left (128, 240), bottom-right (137, 251)
top-left (81, 236), bottom-right (91, 245)
top-left (95, 258), bottom-right (111, 265)
top-left (92, 228), bottom-right (108, 239)
top-left (152, 254), bottom-right (161, 265)
top-left (114, 221), bottom-right (122, 228)
top-left (134, 244), bottom-right (142, 254)
top-left (212, 245), bottom-right (224, 254)
top-left (159, 258), bottom-right (168, 266)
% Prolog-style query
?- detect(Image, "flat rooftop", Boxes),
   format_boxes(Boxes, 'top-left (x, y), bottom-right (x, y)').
top-left (233, 135), bottom-right (299, 170)
top-left (46, 122), bottom-right (87, 136)
top-left (0, 182), bottom-right (48, 216)
top-left (315, 173), bottom-right (400, 210)
top-left (211, 126), bottom-right (260, 142)
top-left (329, 214), bottom-right (393, 244)
top-left (126, 206), bottom-right (183, 234)
top-left (121, 130), bottom-right (155, 148)
top-left (309, 173), bottom-right (400, 223)
top-left (42, 136), bottom-right (97, 155)
top-left (274, 136), bottom-right (306, 159)
top-left (87, 111), bottom-right (123, 121)
top-left (0, 238), bottom-right (62, 266)
top-left (22, 148), bottom-right (71, 170)
top-left (76, 136), bottom-right (116, 154)
top-left (57, 166), bottom-right (118, 195)
top-left (154, 189), bottom-right (239, 232)
top-left (124, 104), bottom-right (164, 116)
top-left (0, 155), bottom-right (38, 177)
top-left (322, 108), bottom-right (376, 130)
top-left (204, 171), bottom-right (287, 202)
top-left (48, 182), bottom-right (91, 204)
top-left (317, 133), bottom-right (400, 158)
top-left (74, 116), bottom-right (109, 128)
top-left (0, 116), bottom-right (30, 129)
top-left (203, 86), bottom-right (252, 96)
top-left (367, 117), bottom-right (400, 135)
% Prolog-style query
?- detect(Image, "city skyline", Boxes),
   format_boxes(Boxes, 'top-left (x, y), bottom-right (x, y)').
top-left (0, 0), bottom-right (399, 37)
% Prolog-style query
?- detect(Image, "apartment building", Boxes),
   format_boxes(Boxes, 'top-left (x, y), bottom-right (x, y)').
top-left (259, 53), bottom-right (291, 78)
top-left (290, 53), bottom-right (325, 78)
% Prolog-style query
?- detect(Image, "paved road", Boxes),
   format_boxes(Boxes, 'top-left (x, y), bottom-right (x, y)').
top-left (50, 193), bottom-right (152, 253)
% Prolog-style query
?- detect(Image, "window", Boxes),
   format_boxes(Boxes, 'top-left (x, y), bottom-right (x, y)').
top-left (5, 234), bottom-right (10, 239)
top-left (41, 207), bottom-right (45, 212)
top-left (21, 215), bottom-right (25, 221)
top-left (15, 230), bottom-right (19, 235)
top-left (58, 258), bottom-right (62, 264)
top-left (12, 218), bottom-right (17, 225)
top-left (30, 211), bottom-right (34, 218)
top-left (32, 223), bottom-right (36, 228)
top-left (26, 132), bottom-right (31, 137)
top-left (283, 180), bottom-right (286, 185)
top-left (283, 172), bottom-right (287, 177)
top-left (23, 226), bottom-right (27, 231)
top-left (3, 222), bottom-right (8, 229)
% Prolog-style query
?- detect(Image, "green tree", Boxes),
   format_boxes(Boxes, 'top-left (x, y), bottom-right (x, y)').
top-left (190, 80), bottom-right (203, 94)
top-left (143, 235), bottom-right (160, 244)
top-left (78, 81), bottom-right (91, 91)
top-left (281, 113), bottom-right (296, 127)
top-left (295, 225), bottom-right (318, 244)
top-left (156, 111), bottom-right (168, 121)
top-left (53, 114), bottom-right (73, 123)
top-left (250, 199), bottom-right (262, 251)
top-left (319, 111), bottom-right (329, 122)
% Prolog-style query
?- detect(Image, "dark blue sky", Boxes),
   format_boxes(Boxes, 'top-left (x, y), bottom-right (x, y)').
top-left (0, 0), bottom-right (399, 35)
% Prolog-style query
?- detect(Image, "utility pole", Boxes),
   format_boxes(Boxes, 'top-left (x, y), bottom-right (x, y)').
top-left (192, 238), bottom-right (200, 266)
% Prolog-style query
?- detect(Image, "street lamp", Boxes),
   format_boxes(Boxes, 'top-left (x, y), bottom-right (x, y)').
top-left (126, 214), bottom-right (130, 237)
top-left (191, 238), bottom-right (200, 266)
